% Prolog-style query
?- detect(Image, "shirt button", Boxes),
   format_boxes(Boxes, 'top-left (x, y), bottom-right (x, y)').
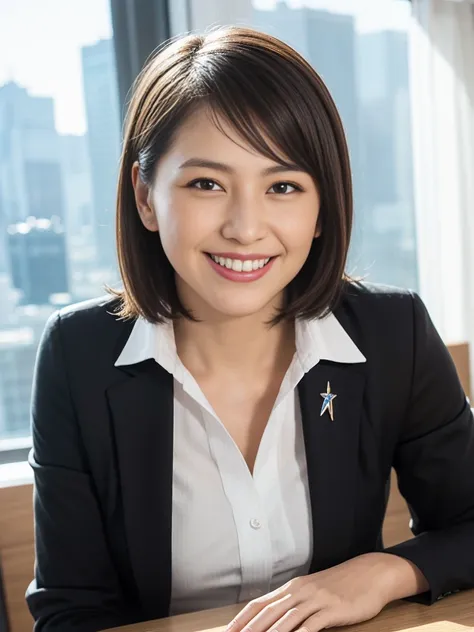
top-left (250, 518), bottom-right (262, 530)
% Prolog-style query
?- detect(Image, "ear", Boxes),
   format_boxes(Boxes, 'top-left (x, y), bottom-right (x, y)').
top-left (131, 161), bottom-right (159, 232)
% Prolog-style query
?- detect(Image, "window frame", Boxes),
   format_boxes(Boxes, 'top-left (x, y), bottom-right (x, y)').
top-left (110, 0), bottom-right (171, 119)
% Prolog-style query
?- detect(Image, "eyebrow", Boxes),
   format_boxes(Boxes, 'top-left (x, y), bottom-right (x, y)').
top-left (179, 158), bottom-right (307, 176)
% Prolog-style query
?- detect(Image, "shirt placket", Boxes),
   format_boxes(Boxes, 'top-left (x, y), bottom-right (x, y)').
top-left (202, 409), bottom-right (274, 602)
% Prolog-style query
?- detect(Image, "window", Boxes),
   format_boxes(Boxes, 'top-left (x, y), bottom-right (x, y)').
top-left (0, 0), bottom-right (420, 446)
top-left (251, 0), bottom-right (418, 290)
top-left (0, 0), bottom-right (121, 441)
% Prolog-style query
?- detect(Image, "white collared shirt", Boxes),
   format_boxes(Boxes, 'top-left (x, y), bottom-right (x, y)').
top-left (115, 313), bottom-right (366, 615)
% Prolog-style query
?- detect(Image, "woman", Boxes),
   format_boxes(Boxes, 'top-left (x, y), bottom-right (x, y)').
top-left (26, 25), bottom-right (474, 632)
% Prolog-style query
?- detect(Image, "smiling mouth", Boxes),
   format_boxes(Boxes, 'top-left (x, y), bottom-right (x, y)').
top-left (205, 253), bottom-right (274, 272)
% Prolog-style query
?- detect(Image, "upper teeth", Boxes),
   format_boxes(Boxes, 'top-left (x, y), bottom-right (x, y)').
top-left (210, 255), bottom-right (270, 272)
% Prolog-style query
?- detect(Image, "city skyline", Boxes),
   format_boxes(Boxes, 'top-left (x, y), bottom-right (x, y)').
top-left (0, 0), bottom-right (411, 135)
top-left (0, 0), bottom-right (418, 439)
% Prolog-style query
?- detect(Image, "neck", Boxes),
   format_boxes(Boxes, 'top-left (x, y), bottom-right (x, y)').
top-left (173, 312), bottom-right (295, 380)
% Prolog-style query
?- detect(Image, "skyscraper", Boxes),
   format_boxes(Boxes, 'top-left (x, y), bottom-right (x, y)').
top-left (357, 30), bottom-right (417, 289)
top-left (7, 217), bottom-right (69, 305)
top-left (81, 38), bottom-right (121, 271)
top-left (0, 326), bottom-right (37, 439)
top-left (0, 82), bottom-right (67, 290)
top-left (0, 82), bottom-right (66, 224)
top-left (60, 134), bottom-right (93, 239)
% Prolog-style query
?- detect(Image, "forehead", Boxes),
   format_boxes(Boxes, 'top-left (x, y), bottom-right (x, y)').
top-left (169, 106), bottom-right (288, 164)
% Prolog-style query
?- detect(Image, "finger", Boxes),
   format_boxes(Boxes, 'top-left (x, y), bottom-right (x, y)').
top-left (226, 594), bottom-right (294, 632)
top-left (225, 598), bottom-right (269, 632)
top-left (296, 610), bottom-right (336, 632)
top-left (269, 603), bottom-right (323, 632)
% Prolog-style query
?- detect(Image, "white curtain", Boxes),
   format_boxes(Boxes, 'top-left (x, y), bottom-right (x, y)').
top-left (409, 0), bottom-right (474, 391)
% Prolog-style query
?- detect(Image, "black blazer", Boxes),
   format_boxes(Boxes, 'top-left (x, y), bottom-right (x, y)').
top-left (26, 282), bottom-right (474, 631)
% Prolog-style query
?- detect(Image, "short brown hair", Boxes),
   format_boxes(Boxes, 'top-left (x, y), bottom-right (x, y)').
top-left (114, 25), bottom-right (353, 325)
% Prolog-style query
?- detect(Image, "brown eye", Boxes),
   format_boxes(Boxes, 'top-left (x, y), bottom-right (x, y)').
top-left (188, 179), bottom-right (223, 191)
top-left (268, 182), bottom-right (302, 195)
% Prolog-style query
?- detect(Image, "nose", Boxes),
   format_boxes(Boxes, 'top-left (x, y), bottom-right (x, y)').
top-left (221, 193), bottom-right (267, 245)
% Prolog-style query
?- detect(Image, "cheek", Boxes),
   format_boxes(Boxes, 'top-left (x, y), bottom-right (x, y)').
top-left (277, 213), bottom-right (318, 255)
top-left (154, 196), bottom-right (214, 260)
top-left (150, 192), bottom-right (182, 263)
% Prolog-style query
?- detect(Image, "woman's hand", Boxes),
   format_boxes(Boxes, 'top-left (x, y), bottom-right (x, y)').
top-left (226, 553), bottom-right (429, 632)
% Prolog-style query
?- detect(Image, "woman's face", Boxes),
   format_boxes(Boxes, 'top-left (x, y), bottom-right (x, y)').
top-left (133, 107), bottom-right (321, 321)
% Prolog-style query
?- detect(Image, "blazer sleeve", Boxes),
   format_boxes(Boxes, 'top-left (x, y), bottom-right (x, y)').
top-left (383, 292), bottom-right (474, 604)
top-left (26, 312), bottom-right (131, 631)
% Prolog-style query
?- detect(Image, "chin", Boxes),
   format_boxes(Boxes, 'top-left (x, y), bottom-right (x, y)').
top-left (200, 292), bottom-right (282, 321)
top-left (176, 275), bottom-right (285, 321)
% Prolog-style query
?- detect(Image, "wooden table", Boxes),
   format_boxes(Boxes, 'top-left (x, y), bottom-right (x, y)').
top-left (105, 589), bottom-right (474, 632)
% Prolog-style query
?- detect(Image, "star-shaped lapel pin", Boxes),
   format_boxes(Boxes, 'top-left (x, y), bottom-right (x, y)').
top-left (320, 381), bottom-right (337, 421)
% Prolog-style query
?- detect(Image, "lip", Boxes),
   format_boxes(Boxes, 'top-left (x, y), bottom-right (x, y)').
top-left (207, 252), bottom-right (275, 261)
top-left (205, 253), bottom-right (276, 283)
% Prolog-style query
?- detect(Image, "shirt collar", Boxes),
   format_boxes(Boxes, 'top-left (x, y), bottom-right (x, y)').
top-left (295, 313), bottom-right (366, 372)
top-left (115, 313), bottom-right (366, 374)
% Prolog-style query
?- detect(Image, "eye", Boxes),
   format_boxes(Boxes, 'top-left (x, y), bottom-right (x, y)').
top-left (268, 182), bottom-right (303, 195)
top-left (187, 178), bottom-right (223, 192)
top-left (186, 178), bottom-right (303, 194)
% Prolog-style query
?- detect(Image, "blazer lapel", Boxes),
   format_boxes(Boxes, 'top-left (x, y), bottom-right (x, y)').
top-left (106, 360), bottom-right (174, 620)
top-left (298, 360), bottom-right (367, 573)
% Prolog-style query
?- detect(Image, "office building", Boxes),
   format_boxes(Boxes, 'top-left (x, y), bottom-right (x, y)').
top-left (0, 82), bottom-right (66, 224)
top-left (60, 134), bottom-right (94, 239)
top-left (7, 217), bottom-right (69, 306)
top-left (81, 39), bottom-right (121, 271)
top-left (60, 134), bottom-right (99, 299)
top-left (357, 30), bottom-right (418, 288)
top-left (0, 327), bottom-right (36, 439)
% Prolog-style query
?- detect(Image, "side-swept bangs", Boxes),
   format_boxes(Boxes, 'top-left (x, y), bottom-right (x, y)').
top-left (114, 25), bottom-right (353, 325)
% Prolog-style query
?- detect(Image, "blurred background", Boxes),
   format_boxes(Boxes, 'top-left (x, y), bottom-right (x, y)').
top-left (0, 0), bottom-right (473, 626)
top-left (0, 0), bottom-right (473, 445)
